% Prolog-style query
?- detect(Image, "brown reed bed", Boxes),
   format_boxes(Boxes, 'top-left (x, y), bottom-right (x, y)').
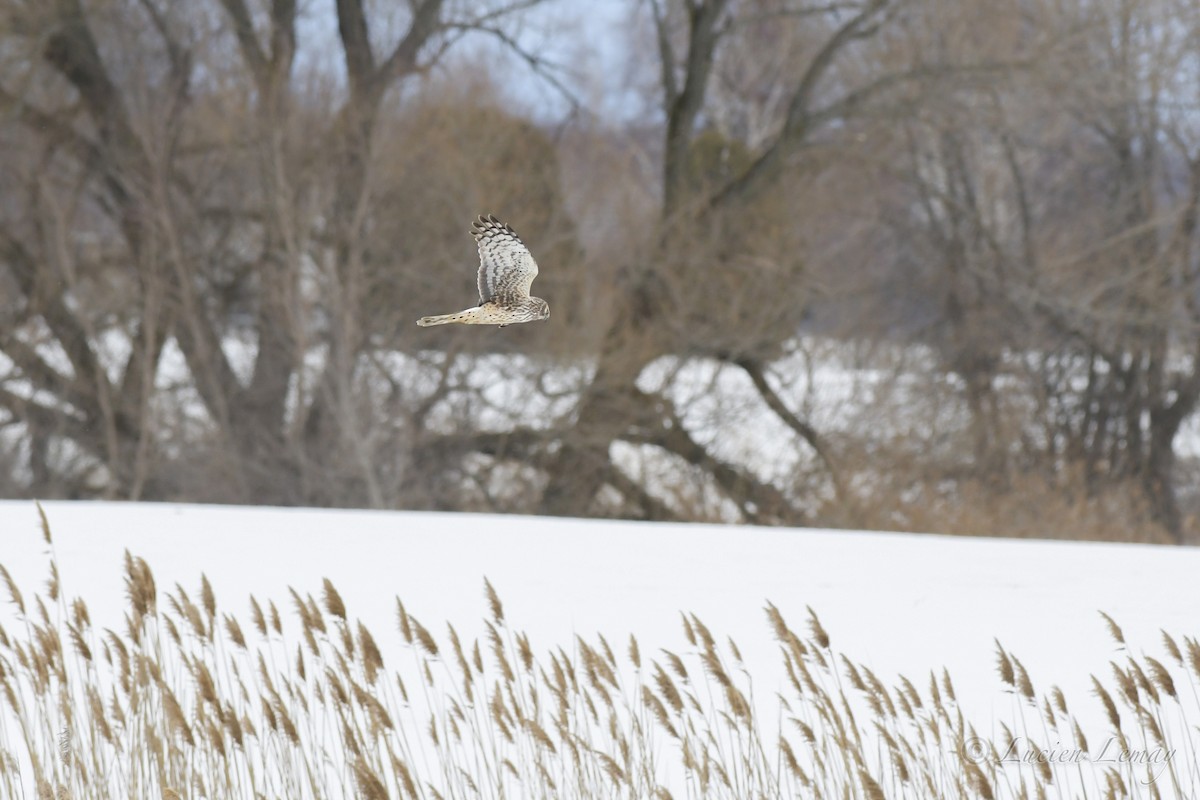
top-left (0, 509), bottom-right (1196, 799)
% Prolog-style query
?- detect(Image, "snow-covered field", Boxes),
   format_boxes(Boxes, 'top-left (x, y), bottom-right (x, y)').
top-left (2, 500), bottom-right (1197, 796)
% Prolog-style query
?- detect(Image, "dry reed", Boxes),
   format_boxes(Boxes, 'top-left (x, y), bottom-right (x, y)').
top-left (0, 519), bottom-right (1195, 799)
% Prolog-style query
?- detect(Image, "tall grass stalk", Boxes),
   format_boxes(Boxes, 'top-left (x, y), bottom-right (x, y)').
top-left (0, 516), bottom-right (1195, 798)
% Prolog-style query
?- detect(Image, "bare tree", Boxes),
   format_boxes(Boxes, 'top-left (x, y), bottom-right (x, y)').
top-left (1019, 0), bottom-right (1200, 539)
top-left (535, 0), bottom-right (1004, 522)
top-left (0, 0), bottom-right (558, 504)
top-left (854, 0), bottom-right (1200, 540)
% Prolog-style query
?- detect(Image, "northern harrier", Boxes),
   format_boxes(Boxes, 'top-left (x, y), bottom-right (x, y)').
top-left (416, 215), bottom-right (550, 328)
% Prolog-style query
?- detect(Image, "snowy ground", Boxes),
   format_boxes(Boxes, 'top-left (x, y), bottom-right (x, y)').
top-left (2, 500), bottom-right (1198, 795)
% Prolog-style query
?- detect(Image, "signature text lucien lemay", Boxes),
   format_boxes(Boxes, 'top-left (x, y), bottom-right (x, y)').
top-left (999, 737), bottom-right (1176, 783)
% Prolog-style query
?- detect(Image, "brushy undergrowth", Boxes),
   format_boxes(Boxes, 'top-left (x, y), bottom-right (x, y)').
top-left (0, 509), bottom-right (1197, 799)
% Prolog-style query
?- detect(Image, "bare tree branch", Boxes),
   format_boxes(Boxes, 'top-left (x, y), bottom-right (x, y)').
top-left (732, 356), bottom-right (847, 503)
top-left (604, 462), bottom-right (681, 521)
top-left (0, 227), bottom-right (108, 405)
top-left (704, 0), bottom-right (892, 207)
top-left (663, 0), bottom-right (731, 215)
top-left (449, 23), bottom-right (582, 116)
top-left (42, 0), bottom-right (138, 160)
top-left (626, 420), bottom-right (798, 525)
top-left (217, 0), bottom-right (268, 76)
top-left (336, 0), bottom-right (377, 97)
top-left (648, 0), bottom-right (679, 109)
top-left (376, 0), bottom-right (446, 89)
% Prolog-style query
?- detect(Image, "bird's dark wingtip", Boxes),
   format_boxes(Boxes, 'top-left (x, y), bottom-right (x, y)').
top-left (471, 214), bottom-right (509, 236)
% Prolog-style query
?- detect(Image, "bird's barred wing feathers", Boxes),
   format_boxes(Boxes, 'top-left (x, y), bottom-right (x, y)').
top-left (472, 214), bottom-right (538, 306)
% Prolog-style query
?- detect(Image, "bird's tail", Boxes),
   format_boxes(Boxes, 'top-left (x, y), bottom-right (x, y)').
top-left (416, 314), bottom-right (455, 327)
top-left (416, 308), bottom-right (475, 327)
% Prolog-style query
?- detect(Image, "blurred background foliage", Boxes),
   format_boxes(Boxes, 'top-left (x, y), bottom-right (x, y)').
top-left (2, 0), bottom-right (1200, 543)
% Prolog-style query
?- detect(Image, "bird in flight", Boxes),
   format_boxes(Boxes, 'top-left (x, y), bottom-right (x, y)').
top-left (417, 215), bottom-right (550, 328)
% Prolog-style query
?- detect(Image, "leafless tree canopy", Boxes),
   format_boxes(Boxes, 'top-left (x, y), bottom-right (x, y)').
top-left (2, 0), bottom-right (1199, 542)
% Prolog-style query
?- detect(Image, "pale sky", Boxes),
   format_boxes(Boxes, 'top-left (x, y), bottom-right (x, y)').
top-left (291, 0), bottom-right (645, 123)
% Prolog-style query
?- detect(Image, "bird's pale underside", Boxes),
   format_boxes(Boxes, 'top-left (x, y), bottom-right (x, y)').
top-left (416, 215), bottom-right (550, 328)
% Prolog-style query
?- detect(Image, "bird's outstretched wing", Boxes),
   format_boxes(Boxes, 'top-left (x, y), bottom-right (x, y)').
top-left (472, 214), bottom-right (539, 306)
